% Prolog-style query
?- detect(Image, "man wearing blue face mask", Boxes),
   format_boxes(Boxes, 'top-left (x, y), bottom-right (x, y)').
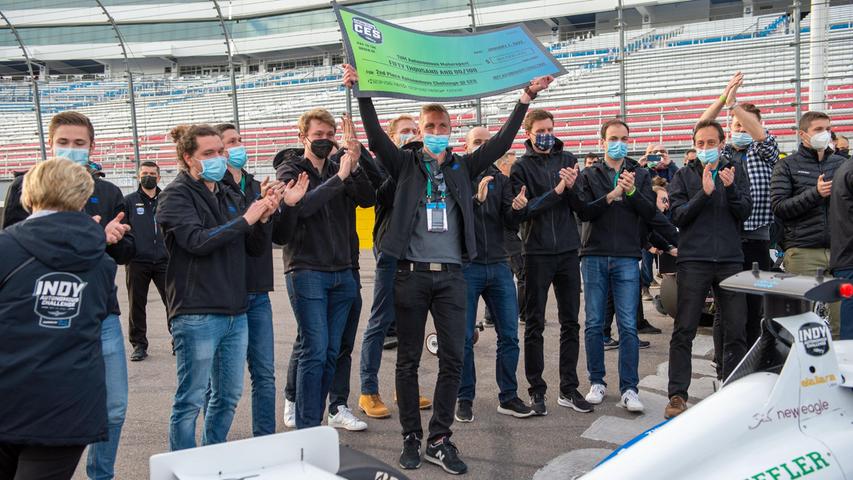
top-left (216, 123), bottom-right (280, 437)
top-left (665, 119), bottom-right (752, 419)
top-left (343, 64), bottom-right (551, 475)
top-left (771, 111), bottom-right (846, 336)
top-left (699, 73), bottom-right (779, 347)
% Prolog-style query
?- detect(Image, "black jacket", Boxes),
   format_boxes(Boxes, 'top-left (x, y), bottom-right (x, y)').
top-left (668, 156), bottom-right (753, 264)
top-left (156, 171), bottom-right (268, 320)
top-left (830, 158), bottom-right (853, 272)
top-left (770, 144), bottom-right (845, 250)
top-left (472, 165), bottom-right (519, 264)
top-left (358, 97), bottom-right (528, 261)
top-left (124, 186), bottom-right (168, 264)
top-left (222, 169), bottom-right (275, 293)
top-left (578, 158), bottom-right (658, 258)
top-left (275, 149), bottom-right (375, 273)
top-left (510, 138), bottom-right (586, 256)
top-left (371, 142), bottom-right (421, 251)
top-left (2, 172), bottom-right (133, 317)
top-left (0, 211), bottom-right (116, 446)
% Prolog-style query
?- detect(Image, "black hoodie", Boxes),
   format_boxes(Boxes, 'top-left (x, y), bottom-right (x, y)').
top-left (222, 169), bottom-right (275, 293)
top-left (275, 147), bottom-right (376, 272)
top-left (0, 211), bottom-right (116, 446)
top-left (472, 165), bottom-right (519, 264)
top-left (668, 154), bottom-right (753, 264)
top-left (124, 186), bottom-right (168, 264)
top-left (156, 171), bottom-right (268, 320)
top-left (510, 138), bottom-right (587, 256)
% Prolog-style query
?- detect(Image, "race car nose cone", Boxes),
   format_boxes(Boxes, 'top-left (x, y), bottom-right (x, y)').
top-left (840, 283), bottom-right (853, 299)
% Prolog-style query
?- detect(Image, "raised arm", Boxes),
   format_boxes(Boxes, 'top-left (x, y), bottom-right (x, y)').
top-left (699, 72), bottom-right (742, 123)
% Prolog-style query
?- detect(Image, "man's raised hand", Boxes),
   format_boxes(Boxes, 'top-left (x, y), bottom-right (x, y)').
top-left (817, 174), bottom-right (833, 198)
top-left (529, 75), bottom-right (555, 94)
top-left (476, 176), bottom-right (494, 203)
top-left (341, 113), bottom-right (361, 172)
top-left (512, 186), bottom-right (528, 210)
top-left (719, 166), bottom-right (735, 187)
top-left (283, 172), bottom-right (309, 207)
top-left (559, 164), bottom-right (580, 189)
top-left (702, 164), bottom-right (716, 196)
top-left (104, 212), bottom-right (130, 245)
top-left (342, 64), bottom-right (358, 88)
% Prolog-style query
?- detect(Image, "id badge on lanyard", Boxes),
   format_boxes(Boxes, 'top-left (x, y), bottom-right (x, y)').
top-left (425, 161), bottom-right (448, 232)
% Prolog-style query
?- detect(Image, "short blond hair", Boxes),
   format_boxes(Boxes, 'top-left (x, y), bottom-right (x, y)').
top-left (298, 109), bottom-right (336, 136)
top-left (387, 114), bottom-right (415, 137)
top-left (22, 158), bottom-right (94, 212)
top-left (420, 104), bottom-right (450, 124)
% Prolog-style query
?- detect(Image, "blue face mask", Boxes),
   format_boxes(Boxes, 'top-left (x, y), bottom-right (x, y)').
top-left (54, 147), bottom-right (90, 165)
top-left (731, 131), bottom-right (752, 148)
top-left (226, 146), bottom-right (248, 169)
top-left (398, 133), bottom-right (415, 146)
top-left (697, 148), bottom-right (720, 165)
top-left (200, 156), bottom-right (227, 182)
top-left (423, 134), bottom-right (450, 155)
top-left (607, 141), bottom-right (628, 160)
top-left (534, 133), bottom-right (555, 151)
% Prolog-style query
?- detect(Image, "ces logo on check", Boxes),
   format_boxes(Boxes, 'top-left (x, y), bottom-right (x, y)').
top-left (353, 17), bottom-right (382, 44)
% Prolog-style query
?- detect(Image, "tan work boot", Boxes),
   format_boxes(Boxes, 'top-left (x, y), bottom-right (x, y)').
top-left (664, 396), bottom-right (687, 419)
top-left (358, 393), bottom-right (391, 419)
top-left (393, 392), bottom-right (433, 410)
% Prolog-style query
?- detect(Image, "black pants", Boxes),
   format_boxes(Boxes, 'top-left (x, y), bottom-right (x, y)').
top-left (285, 270), bottom-right (362, 411)
top-left (0, 444), bottom-right (85, 480)
top-left (668, 261), bottom-right (747, 400)
top-left (523, 251), bottom-right (581, 397)
top-left (395, 268), bottom-right (466, 442)
top-left (485, 253), bottom-right (526, 322)
top-left (125, 261), bottom-right (168, 350)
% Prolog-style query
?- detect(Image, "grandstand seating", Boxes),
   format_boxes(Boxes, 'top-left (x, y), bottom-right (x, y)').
top-left (0, 5), bottom-right (851, 182)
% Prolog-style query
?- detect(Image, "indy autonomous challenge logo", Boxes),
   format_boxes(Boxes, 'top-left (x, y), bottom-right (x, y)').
top-left (32, 272), bottom-right (87, 329)
top-left (353, 17), bottom-right (383, 44)
top-left (798, 322), bottom-right (830, 356)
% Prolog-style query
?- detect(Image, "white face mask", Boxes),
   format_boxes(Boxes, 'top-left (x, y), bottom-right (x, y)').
top-left (808, 130), bottom-right (832, 151)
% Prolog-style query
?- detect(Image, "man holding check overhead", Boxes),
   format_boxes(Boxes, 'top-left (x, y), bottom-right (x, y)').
top-left (343, 64), bottom-right (552, 475)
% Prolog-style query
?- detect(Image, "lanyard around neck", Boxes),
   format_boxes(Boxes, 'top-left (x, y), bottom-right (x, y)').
top-left (425, 161), bottom-right (445, 201)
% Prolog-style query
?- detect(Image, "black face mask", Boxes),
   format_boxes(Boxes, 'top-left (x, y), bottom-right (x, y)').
top-left (140, 175), bottom-right (157, 189)
top-left (309, 139), bottom-right (335, 159)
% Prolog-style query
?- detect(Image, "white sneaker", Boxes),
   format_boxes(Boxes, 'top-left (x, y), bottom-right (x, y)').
top-left (328, 406), bottom-right (368, 432)
top-left (618, 390), bottom-right (644, 413)
top-left (585, 384), bottom-right (606, 405)
top-left (283, 399), bottom-right (296, 428)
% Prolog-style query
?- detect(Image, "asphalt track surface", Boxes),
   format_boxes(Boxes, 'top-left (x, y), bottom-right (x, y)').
top-left (71, 253), bottom-right (717, 480)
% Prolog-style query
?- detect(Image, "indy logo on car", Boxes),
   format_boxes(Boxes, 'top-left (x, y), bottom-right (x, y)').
top-left (798, 322), bottom-right (830, 356)
top-left (32, 272), bottom-right (87, 329)
top-left (353, 17), bottom-right (383, 44)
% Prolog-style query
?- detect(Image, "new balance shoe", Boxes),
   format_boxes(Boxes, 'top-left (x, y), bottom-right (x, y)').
top-left (425, 436), bottom-right (468, 475)
top-left (585, 384), bottom-right (606, 405)
top-left (497, 397), bottom-right (535, 418)
top-left (557, 389), bottom-right (594, 413)
top-left (618, 390), bottom-right (644, 413)
top-left (399, 433), bottom-right (422, 470)
top-left (455, 400), bottom-right (473, 423)
top-left (328, 405), bottom-right (368, 431)
top-left (283, 398), bottom-right (296, 428)
top-left (530, 392), bottom-right (548, 416)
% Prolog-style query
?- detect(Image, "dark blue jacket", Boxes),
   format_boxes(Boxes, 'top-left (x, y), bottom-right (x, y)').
top-left (472, 165), bottom-right (519, 264)
top-left (124, 186), bottom-right (168, 264)
top-left (0, 211), bottom-right (116, 446)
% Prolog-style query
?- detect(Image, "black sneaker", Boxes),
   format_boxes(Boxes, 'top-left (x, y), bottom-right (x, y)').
top-left (603, 338), bottom-right (619, 351)
top-left (638, 339), bottom-right (651, 349)
top-left (383, 335), bottom-right (398, 350)
top-left (455, 400), bottom-right (473, 423)
top-left (483, 317), bottom-right (495, 328)
top-left (557, 389), bottom-right (594, 413)
top-left (425, 436), bottom-right (468, 475)
top-left (399, 433), bottom-right (421, 470)
top-left (497, 397), bottom-right (535, 418)
top-left (130, 347), bottom-right (147, 362)
top-left (638, 323), bottom-right (662, 335)
top-left (530, 392), bottom-right (548, 416)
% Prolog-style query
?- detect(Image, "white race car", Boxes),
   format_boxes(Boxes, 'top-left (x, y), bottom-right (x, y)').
top-left (583, 269), bottom-right (853, 480)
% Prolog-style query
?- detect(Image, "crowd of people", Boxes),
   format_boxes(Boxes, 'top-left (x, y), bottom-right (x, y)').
top-left (0, 69), bottom-right (851, 478)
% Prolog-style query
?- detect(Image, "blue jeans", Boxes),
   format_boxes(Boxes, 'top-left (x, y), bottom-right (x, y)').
top-left (641, 250), bottom-right (654, 288)
top-left (359, 252), bottom-right (398, 394)
top-left (459, 262), bottom-right (520, 403)
top-left (246, 293), bottom-right (275, 436)
top-left (86, 314), bottom-right (127, 480)
top-left (837, 269), bottom-right (853, 340)
top-left (169, 314), bottom-right (248, 451)
top-left (581, 256), bottom-right (640, 394)
top-left (286, 269), bottom-right (357, 428)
